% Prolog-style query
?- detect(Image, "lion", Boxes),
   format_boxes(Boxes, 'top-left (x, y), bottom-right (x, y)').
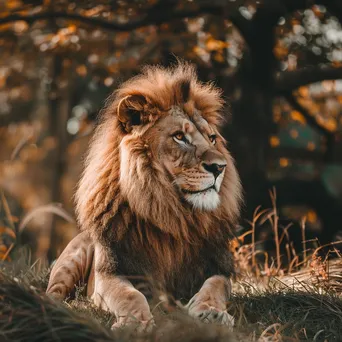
top-left (46, 62), bottom-right (242, 330)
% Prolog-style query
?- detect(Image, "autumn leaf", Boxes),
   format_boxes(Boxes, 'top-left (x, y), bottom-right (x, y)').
top-left (270, 136), bottom-right (280, 147)
top-left (290, 110), bottom-right (306, 124)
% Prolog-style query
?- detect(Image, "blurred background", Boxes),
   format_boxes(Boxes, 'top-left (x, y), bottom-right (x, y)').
top-left (0, 0), bottom-right (342, 264)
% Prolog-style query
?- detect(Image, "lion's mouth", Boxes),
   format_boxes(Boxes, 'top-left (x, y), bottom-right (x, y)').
top-left (182, 185), bottom-right (216, 195)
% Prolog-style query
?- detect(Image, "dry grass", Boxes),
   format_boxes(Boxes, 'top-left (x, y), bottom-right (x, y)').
top-left (0, 247), bottom-right (341, 342)
top-left (1, 190), bottom-right (342, 341)
top-left (0, 258), bottom-right (240, 342)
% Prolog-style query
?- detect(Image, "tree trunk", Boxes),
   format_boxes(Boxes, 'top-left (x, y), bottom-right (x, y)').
top-left (45, 55), bottom-right (71, 262)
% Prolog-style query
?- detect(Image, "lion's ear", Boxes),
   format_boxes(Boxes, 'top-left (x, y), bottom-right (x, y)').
top-left (117, 94), bottom-right (148, 132)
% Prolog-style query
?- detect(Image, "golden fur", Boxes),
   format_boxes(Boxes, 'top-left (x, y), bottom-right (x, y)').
top-left (76, 62), bottom-right (241, 241)
top-left (47, 62), bottom-right (242, 329)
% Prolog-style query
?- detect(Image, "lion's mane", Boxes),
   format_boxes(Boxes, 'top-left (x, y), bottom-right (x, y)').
top-left (75, 62), bottom-right (242, 290)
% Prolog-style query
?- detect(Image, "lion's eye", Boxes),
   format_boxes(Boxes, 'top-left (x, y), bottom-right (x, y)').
top-left (173, 131), bottom-right (187, 144)
top-left (175, 132), bottom-right (185, 140)
top-left (209, 134), bottom-right (217, 145)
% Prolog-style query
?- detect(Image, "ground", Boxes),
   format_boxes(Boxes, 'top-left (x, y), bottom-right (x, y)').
top-left (0, 248), bottom-right (341, 342)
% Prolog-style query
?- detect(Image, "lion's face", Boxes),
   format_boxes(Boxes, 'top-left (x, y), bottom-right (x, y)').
top-left (153, 106), bottom-right (227, 211)
top-left (119, 103), bottom-right (232, 212)
top-left (114, 65), bottom-right (240, 215)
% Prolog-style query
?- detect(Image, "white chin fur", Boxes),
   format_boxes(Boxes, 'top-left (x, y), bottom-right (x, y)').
top-left (185, 189), bottom-right (220, 211)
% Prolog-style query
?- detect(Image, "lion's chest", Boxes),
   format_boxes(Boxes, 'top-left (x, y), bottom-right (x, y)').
top-left (111, 235), bottom-right (234, 301)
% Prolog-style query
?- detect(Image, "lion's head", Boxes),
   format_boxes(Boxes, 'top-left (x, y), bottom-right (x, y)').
top-left (76, 62), bottom-right (242, 242)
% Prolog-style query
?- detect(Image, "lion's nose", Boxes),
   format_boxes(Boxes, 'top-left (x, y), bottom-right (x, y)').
top-left (202, 162), bottom-right (226, 178)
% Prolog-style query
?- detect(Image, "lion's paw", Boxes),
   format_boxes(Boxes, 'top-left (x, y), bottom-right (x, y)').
top-left (111, 317), bottom-right (155, 333)
top-left (187, 300), bottom-right (234, 329)
top-left (46, 290), bottom-right (66, 301)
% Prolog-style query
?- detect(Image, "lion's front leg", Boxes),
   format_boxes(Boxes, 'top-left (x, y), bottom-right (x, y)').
top-left (46, 231), bottom-right (94, 300)
top-left (186, 275), bottom-right (234, 328)
top-left (92, 244), bottom-right (154, 332)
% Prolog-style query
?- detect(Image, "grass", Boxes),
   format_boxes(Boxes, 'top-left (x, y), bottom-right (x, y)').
top-left (1, 190), bottom-right (342, 341)
top-left (0, 248), bottom-right (341, 342)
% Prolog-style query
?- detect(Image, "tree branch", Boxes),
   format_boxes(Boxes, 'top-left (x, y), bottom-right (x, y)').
top-left (276, 66), bottom-right (342, 92)
top-left (284, 92), bottom-right (331, 136)
top-left (0, 6), bottom-right (222, 32)
top-left (284, 92), bottom-right (334, 162)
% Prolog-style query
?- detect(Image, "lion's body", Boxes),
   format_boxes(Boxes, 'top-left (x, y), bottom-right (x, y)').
top-left (48, 227), bottom-right (234, 301)
top-left (47, 62), bottom-right (242, 329)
